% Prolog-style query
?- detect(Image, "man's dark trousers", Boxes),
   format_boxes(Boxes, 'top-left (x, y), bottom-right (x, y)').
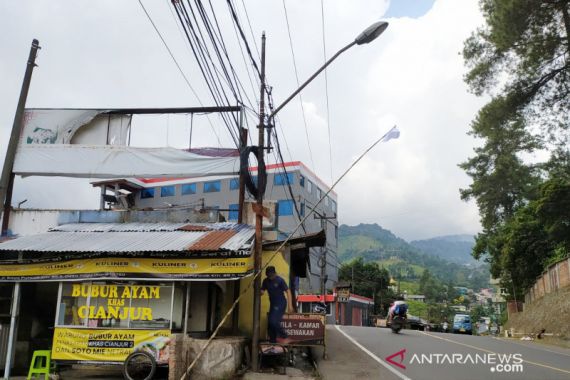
top-left (268, 303), bottom-right (287, 342)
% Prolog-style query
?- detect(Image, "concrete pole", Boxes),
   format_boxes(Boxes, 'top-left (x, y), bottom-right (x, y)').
top-left (0, 39), bottom-right (40, 236)
top-left (4, 253), bottom-right (22, 380)
top-left (237, 124), bottom-right (248, 224)
top-left (320, 214), bottom-right (327, 302)
top-left (251, 32), bottom-right (266, 372)
top-left (233, 113), bottom-right (248, 334)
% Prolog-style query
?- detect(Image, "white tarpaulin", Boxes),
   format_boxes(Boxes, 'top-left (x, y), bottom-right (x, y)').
top-left (13, 145), bottom-right (239, 178)
top-left (14, 109), bottom-right (239, 178)
top-left (20, 109), bottom-right (131, 145)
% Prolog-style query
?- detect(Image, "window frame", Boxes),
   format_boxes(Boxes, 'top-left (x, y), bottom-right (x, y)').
top-left (54, 281), bottom-right (176, 330)
top-left (274, 173), bottom-right (294, 186)
top-left (160, 185), bottom-right (176, 197)
top-left (140, 188), bottom-right (155, 199)
top-left (228, 204), bottom-right (239, 221)
top-left (229, 178), bottom-right (240, 191)
top-left (181, 183), bottom-right (197, 195)
top-left (203, 180), bottom-right (221, 193)
top-left (277, 199), bottom-right (294, 216)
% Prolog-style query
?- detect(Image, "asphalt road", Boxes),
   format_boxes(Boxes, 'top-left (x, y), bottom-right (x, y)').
top-left (333, 325), bottom-right (570, 380)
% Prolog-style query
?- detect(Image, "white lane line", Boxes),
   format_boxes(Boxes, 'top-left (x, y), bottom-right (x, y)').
top-left (491, 337), bottom-right (570, 358)
top-left (421, 331), bottom-right (570, 375)
top-left (334, 325), bottom-right (411, 380)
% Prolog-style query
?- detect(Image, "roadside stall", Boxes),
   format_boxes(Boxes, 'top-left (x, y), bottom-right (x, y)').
top-left (0, 222), bottom-right (254, 376)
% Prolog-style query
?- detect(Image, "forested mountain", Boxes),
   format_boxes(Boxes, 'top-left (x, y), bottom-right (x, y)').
top-left (338, 223), bottom-right (488, 291)
top-left (410, 235), bottom-right (475, 265)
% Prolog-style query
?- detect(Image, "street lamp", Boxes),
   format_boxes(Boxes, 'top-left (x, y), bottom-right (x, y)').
top-left (269, 21), bottom-right (388, 119)
top-left (251, 20), bottom-right (388, 372)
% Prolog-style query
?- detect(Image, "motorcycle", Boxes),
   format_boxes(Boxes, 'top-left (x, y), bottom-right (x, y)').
top-left (390, 314), bottom-right (407, 334)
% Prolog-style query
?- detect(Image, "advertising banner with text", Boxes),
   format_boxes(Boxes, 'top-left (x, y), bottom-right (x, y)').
top-left (0, 256), bottom-right (253, 281)
top-left (280, 313), bottom-right (325, 346)
top-left (52, 328), bottom-right (171, 363)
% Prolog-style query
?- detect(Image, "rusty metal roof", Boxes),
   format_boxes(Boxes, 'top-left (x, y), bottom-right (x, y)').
top-left (0, 222), bottom-right (254, 254)
top-left (188, 230), bottom-right (237, 251)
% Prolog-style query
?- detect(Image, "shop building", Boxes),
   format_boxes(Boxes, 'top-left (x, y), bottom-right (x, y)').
top-left (0, 221), bottom-right (257, 375)
top-left (0, 214), bottom-right (325, 377)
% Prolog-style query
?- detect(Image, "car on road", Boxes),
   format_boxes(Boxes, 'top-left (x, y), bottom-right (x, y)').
top-left (452, 313), bottom-right (472, 334)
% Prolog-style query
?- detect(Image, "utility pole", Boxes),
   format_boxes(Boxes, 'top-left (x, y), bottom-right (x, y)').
top-left (320, 251), bottom-right (327, 303)
top-left (251, 32), bottom-right (266, 372)
top-left (314, 212), bottom-right (335, 302)
top-left (0, 39), bottom-right (40, 236)
top-left (232, 111), bottom-right (248, 334)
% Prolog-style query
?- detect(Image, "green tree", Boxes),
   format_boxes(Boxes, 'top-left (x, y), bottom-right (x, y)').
top-left (496, 178), bottom-right (570, 295)
top-left (461, 0), bottom-right (570, 288)
top-left (470, 305), bottom-right (488, 324)
top-left (463, 0), bottom-right (570, 141)
top-left (418, 269), bottom-right (446, 302)
top-left (338, 258), bottom-right (390, 299)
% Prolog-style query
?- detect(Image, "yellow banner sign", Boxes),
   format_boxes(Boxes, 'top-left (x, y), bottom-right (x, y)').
top-left (52, 328), bottom-right (171, 363)
top-left (72, 284), bottom-right (160, 322)
top-left (0, 257), bottom-right (253, 281)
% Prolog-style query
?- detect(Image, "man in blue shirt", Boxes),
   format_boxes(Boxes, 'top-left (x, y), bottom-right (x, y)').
top-left (261, 266), bottom-right (293, 343)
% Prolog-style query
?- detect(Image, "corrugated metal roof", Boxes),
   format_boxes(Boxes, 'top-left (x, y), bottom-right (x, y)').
top-left (188, 230), bottom-right (236, 251)
top-left (0, 222), bottom-right (254, 254)
top-left (50, 222), bottom-right (189, 233)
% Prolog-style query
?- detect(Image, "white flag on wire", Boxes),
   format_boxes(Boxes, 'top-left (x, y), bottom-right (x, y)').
top-left (381, 125), bottom-right (400, 142)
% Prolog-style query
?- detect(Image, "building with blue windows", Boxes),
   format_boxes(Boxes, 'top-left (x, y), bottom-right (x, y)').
top-left (93, 161), bottom-right (339, 294)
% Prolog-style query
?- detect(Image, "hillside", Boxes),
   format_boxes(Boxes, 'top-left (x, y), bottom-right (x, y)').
top-left (506, 286), bottom-right (570, 347)
top-left (338, 223), bottom-right (489, 291)
top-left (410, 235), bottom-right (476, 265)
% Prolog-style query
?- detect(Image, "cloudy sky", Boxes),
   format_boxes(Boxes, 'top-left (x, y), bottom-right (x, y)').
top-left (0, 0), bottom-right (486, 241)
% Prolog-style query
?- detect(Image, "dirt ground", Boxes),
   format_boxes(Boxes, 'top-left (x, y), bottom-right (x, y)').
top-left (506, 286), bottom-right (570, 348)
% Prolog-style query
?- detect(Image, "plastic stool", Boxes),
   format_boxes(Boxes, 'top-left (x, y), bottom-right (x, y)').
top-left (27, 350), bottom-right (51, 380)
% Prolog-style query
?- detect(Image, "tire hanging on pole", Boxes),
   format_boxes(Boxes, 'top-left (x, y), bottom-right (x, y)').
top-left (240, 145), bottom-right (266, 199)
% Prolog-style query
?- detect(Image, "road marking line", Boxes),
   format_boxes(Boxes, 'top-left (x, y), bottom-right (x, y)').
top-left (420, 331), bottom-right (570, 375)
top-left (490, 337), bottom-right (570, 358)
top-left (335, 325), bottom-right (411, 380)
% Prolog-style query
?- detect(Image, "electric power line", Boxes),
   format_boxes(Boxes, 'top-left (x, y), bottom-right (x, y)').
top-left (181, 1), bottom-right (240, 137)
top-left (239, 0), bottom-right (261, 60)
top-left (281, 0), bottom-right (315, 171)
top-left (226, 0), bottom-right (261, 79)
top-left (320, 0), bottom-right (333, 184)
top-left (138, 0), bottom-right (223, 146)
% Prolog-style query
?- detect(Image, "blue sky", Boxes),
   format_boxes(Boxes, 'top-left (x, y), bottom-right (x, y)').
top-left (384, 0), bottom-right (436, 18)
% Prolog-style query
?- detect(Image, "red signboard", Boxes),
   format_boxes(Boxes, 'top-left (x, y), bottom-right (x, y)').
top-left (280, 313), bottom-right (325, 346)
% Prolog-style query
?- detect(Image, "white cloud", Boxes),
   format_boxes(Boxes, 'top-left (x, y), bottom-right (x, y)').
top-left (0, 0), bottom-right (485, 240)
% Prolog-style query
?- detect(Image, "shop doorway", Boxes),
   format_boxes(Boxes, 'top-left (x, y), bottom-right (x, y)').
top-left (12, 282), bottom-right (59, 374)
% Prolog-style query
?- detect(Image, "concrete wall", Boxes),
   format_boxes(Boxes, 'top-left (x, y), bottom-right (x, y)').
top-left (168, 334), bottom-right (246, 380)
top-left (525, 257), bottom-right (570, 304)
top-left (6, 208), bottom-right (219, 237)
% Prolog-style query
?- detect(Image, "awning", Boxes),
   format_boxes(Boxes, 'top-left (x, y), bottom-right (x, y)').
top-left (0, 222), bottom-right (254, 282)
top-left (262, 229), bottom-right (326, 251)
top-left (262, 230), bottom-right (326, 278)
